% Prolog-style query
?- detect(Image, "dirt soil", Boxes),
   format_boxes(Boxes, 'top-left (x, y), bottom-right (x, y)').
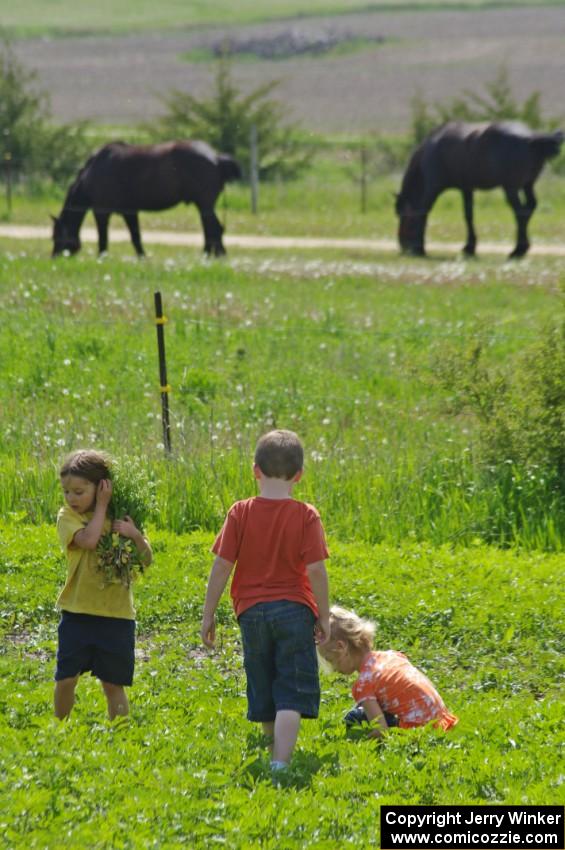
top-left (13, 6), bottom-right (565, 132)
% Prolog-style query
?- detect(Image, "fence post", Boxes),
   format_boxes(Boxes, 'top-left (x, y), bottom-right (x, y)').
top-left (154, 291), bottom-right (172, 455)
top-left (250, 123), bottom-right (259, 214)
top-left (360, 146), bottom-right (368, 214)
top-left (4, 152), bottom-right (12, 216)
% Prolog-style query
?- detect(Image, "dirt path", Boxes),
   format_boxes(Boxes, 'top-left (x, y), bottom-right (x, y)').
top-left (1, 223), bottom-right (564, 257)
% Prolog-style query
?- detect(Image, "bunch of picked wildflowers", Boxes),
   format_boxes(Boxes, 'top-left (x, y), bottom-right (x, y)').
top-left (96, 459), bottom-right (156, 587)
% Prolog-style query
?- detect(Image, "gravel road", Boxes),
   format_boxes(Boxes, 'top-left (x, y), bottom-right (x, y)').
top-left (1, 224), bottom-right (563, 257)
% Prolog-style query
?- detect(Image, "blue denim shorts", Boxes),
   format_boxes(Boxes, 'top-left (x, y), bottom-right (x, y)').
top-left (55, 611), bottom-right (135, 686)
top-left (238, 600), bottom-right (320, 722)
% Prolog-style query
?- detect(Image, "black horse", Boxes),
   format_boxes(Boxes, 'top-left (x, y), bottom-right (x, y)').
top-left (52, 140), bottom-right (241, 257)
top-left (395, 122), bottom-right (563, 258)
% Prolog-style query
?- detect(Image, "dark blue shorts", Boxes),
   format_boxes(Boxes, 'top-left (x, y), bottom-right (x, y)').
top-left (238, 600), bottom-right (320, 722)
top-left (55, 611), bottom-right (135, 686)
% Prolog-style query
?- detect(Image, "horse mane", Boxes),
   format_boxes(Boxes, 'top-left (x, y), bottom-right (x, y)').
top-left (62, 142), bottom-right (126, 214)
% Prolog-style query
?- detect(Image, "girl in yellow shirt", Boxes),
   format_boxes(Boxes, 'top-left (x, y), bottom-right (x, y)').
top-left (55, 449), bottom-right (152, 720)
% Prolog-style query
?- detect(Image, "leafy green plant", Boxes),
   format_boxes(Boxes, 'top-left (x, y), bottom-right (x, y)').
top-left (155, 50), bottom-right (311, 180)
top-left (433, 321), bottom-right (565, 543)
top-left (96, 458), bottom-right (157, 587)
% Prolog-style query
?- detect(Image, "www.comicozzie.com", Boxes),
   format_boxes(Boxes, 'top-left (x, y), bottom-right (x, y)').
top-left (380, 806), bottom-right (564, 848)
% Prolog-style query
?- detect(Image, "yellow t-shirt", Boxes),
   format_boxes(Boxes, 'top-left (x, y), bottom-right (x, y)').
top-left (56, 505), bottom-right (136, 620)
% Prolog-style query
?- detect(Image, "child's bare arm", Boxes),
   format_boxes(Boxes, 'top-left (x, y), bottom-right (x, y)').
top-left (306, 560), bottom-right (330, 644)
top-left (201, 556), bottom-right (234, 648)
top-left (112, 516), bottom-right (153, 566)
top-left (72, 480), bottom-right (112, 550)
top-left (361, 699), bottom-right (389, 738)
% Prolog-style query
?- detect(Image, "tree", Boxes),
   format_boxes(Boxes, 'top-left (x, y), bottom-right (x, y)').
top-left (0, 35), bottom-right (88, 186)
top-left (410, 67), bottom-right (554, 146)
top-left (156, 51), bottom-right (311, 180)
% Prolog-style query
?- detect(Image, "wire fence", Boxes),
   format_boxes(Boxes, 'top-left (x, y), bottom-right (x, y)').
top-left (0, 141), bottom-right (399, 221)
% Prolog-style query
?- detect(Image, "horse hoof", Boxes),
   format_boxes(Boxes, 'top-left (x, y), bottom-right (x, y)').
top-left (509, 245), bottom-right (529, 259)
top-left (400, 247), bottom-right (426, 258)
top-left (463, 245), bottom-right (476, 258)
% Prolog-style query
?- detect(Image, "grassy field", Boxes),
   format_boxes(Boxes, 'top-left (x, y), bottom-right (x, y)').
top-left (1, 233), bottom-right (564, 846)
top-left (4, 0), bottom-right (563, 37)
top-left (1, 520), bottom-right (563, 848)
top-left (1, 243), bottom-right (563, 550)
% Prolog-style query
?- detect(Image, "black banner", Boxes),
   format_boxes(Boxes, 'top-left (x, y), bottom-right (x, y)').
top-left (381, 806), bottom-right (564, 849)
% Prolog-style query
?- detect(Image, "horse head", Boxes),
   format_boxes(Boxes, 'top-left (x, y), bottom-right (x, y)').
top-left (394, 192), bottom-right (426, 256)
top-left (51, 215), bottom-right (81, 257)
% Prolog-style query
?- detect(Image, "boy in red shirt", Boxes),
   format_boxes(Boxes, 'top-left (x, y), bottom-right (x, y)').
top-left (201, 430), bottom-right (330, 775)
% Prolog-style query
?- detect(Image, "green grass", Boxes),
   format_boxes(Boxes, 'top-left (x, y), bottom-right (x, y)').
top-left (4, 1), bottom-right (563, 38)
top-left (1, 159), bottom-right (564, 845)
top-left (1, 243), bottom-right (563, 548)
top-left (1, 520), bottom-right (563, 848)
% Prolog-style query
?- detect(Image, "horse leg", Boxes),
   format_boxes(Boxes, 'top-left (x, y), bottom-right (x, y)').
top-left (461, 189), bottom-right (477, 256)
top-left (123, 213), bottom-right (145, 257)
top-left (505, 186), bottom-right (535, 258)
top-left (518, 183), bottom-right (537, 255)
top-left (199, 209), bottom-right (226, 256)
top-left (94, 211), bottom-right (110, 255)
top-left (414, 188), bottom-right (440, 256)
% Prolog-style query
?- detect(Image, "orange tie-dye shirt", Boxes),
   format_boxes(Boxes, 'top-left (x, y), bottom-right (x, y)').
top-left (352, 650), bottom-right (458, 730)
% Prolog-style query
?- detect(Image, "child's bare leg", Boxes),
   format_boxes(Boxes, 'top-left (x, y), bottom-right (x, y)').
top-left (54, 676), bottom-right (79, 719)
top-left (262, 721), bottom-right (274, 754)
top-left (272, 709), bottom-right (301, 765)
top-left (101, 681), bottom-right (129, 720)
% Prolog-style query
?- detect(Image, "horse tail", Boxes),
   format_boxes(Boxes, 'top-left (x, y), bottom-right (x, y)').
top-left (530, 131), bottom-right (564, 161)
top-left (218, 155), bottom-right (242, 183)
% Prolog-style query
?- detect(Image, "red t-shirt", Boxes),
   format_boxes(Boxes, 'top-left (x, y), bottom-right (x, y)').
top-left (212, 496), bottom-right (329, 618)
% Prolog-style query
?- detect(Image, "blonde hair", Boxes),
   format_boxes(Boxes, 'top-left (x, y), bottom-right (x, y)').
top-left (327, 605), bottom-right (376, 653)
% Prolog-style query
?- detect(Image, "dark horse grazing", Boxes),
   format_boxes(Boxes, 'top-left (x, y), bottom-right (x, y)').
top-left (52, 140), bottom-right (241, 257)
top-left (395, 122), bottom-right (563, 258)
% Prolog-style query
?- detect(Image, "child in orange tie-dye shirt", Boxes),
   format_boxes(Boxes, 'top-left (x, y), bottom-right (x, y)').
top-left (318, 606), bottom-right (458, 737)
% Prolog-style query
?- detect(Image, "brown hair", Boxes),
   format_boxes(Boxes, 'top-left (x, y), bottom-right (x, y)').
top-left (254, 429), bottom-right (304, 480)
top-left (60, 449), bottom-right (112, 484)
